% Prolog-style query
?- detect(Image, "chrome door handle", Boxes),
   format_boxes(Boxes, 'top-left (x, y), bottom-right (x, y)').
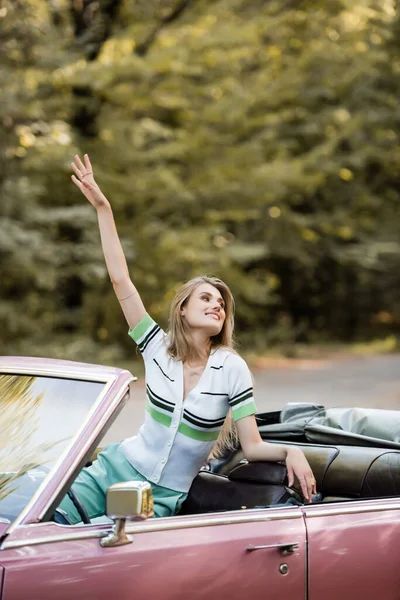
top-left (246, 542), bottom-right (299, 556)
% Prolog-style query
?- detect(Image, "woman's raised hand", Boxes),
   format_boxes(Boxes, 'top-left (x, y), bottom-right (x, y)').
top-left (71, 154), bottom-right (109, 209)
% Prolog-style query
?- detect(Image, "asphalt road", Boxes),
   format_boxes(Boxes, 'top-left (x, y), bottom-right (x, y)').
top-left (102, 354), bottom-right (400, 445)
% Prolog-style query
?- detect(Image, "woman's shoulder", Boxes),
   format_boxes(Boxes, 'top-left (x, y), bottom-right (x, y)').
top-left (128, 313), bottom-right (169, 358)
top-left (214, 347), bottom-right (248, 369)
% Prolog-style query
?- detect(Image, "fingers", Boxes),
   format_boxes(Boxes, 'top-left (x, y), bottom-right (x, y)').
top-left (298, 478), bottom-right (310, 502)
top-left (287, 465), bottom-right (294, 488)
top-left (72, 154), bottom-right (93, 178)
top-left (72, 174), bottom-right (93, 191)
top-left (72, 154), bottom-right (94, 189)
top-left (75, 154), bottom-right (86, 173)
top-left (307, 481), bottom-right (313, 502)
top-left (84, 153), bottom-right (92, 172)
top-left (297, 474), bottom-right (316, 502)
top-left (287, 449), bottom-right (316, 503)
top-left (309, 472), bottom-right (317, 496)
top-left (72, 174), bottom-right (92, 191)
top-left (71, 161), bottom-right (83, 180)
top-left (71, 174), bottom-right (83, 189)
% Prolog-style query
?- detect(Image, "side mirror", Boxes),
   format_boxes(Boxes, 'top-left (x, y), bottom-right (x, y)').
top-left (100, 480), bottom-right (154, 547)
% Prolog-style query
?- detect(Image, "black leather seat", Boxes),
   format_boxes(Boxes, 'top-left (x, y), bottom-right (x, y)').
top-left (361, 451), bottom-right (400, 497)
top-left (179, 461), bottom-right (302, 515)
top-left (202, 442), bottom-right (400, 505)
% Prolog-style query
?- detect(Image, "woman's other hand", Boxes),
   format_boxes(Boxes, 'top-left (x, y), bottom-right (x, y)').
top-left (71, 154), bottom-right (109, 209)
top-left (285, 446), bottom-right (317, 502)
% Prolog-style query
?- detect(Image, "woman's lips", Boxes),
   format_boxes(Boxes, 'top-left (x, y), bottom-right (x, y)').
top-left (205, 312), bottom-right (220, 320)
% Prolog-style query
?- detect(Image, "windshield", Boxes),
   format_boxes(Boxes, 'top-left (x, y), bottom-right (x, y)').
top-left (0, 373), bottom-right (104, 523)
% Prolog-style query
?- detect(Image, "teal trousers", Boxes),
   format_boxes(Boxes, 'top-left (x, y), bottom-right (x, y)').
top-left (59, 443), bottom-right (188, 524)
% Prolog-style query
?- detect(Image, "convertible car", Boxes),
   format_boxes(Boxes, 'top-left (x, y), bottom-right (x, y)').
top-left (1, 356), bottom-right (400, 600)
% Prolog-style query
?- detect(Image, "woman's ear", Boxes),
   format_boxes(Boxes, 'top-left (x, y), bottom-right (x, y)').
top-left (180, 297), bottom-right (190, 318)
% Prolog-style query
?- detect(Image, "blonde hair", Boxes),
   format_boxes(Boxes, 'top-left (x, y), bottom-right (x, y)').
top-left (167, 275), bottom-right (239, 458)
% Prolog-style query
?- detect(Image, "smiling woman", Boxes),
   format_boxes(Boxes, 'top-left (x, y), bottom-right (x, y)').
top-left (59, 153), bottom-right (317, 524)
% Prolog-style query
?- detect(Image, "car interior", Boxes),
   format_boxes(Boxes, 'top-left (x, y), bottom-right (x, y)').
top-left (53, 403), bottom-right (400, 523)
top-left (178, 440), bottom-right (400, 514)
top-left (179, 403), bottom-right (400, 514)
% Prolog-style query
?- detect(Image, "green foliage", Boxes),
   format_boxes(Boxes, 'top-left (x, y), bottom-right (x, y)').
top-left (0, 375), bottom-right (53, 501)
top-left (1, 0), bottom-right (400, 363)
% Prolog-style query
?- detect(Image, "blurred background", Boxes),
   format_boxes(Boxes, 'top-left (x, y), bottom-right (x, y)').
top-left (1, 0), bottom-right (400, 377)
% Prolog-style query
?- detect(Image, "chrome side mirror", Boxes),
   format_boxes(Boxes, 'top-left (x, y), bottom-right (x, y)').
top-left (100, 480), bottom-right (154, 547)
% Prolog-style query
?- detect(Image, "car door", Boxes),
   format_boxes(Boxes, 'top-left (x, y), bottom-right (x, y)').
top-left (0, 506), bottom-right (306, 600)
top-left (304, 498), bottom-right (400, 600)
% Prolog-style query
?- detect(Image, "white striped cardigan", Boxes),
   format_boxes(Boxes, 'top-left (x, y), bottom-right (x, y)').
top-left (120, 314), bottom-right (257, 493)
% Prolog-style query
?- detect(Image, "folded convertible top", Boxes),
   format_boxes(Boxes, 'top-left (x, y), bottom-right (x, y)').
top-left (257, 403), bottom-right (400, 449)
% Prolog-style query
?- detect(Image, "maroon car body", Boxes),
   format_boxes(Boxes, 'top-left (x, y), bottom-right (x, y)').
top-left (0, 356), bottom-right (400, 600)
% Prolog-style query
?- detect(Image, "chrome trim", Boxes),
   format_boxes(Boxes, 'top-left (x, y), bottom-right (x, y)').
top-left (304, 501), bottom-right (400, 518)
top-left (279, 564), bottom-right (289, 575)
top-left (100, 518), bottom-right (132, 547)
top-left (0, 364), bottom-right (121, 383)
top-left (304, 538), bottom-right (308, 600)
top-left (3, 370), bottom-right (135, 536)
top-left (37, 381), bottom-right (135, 521)
top-left (246, 542), bottom-right (299, 554)
top-left (2, 509), bottom-right (302, 550)
top-left (9, 500), bottom-right (400, 550)
top-left (4, 376), bottom-right (114, 534)
top-left (2, 529), bottom-right (108, 549)
top-left (125, 508), bottom-right (302, 534)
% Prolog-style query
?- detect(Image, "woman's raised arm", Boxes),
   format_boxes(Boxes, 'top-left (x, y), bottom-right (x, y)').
top-left (71, 154), bottom-right (146, 330)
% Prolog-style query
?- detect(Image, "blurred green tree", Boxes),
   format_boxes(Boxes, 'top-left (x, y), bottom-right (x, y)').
top-left (1, 0), bottom-right (399, 363)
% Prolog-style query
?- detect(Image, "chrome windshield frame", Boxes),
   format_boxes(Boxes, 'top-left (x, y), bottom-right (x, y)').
top-left (0, 360), bottom-right (135, 537)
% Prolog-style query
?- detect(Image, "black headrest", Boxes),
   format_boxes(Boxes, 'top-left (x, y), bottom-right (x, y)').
top-left (179, 472), bottom-right (237, 515)
top-left (179, 464), bottom-right (294, 515)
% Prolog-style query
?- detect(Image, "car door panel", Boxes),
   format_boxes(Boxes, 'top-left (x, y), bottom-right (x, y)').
top-left (305, 500), bottom-right (400, 600)
top-left (1, 508), bottom-right (306, 600)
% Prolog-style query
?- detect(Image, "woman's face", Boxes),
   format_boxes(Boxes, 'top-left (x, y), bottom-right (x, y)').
top-left (180, 283), bottom-right (226, 336)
